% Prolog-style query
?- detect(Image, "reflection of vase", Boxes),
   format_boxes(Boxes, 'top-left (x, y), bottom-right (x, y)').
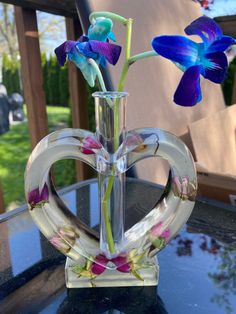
top-left (25, 91), bottom-right (197, 288)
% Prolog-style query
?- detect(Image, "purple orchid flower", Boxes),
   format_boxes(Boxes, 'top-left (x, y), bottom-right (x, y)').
top-left (152, 16), bottom-right (235, 106)
top-left (28, 183), bottom-right (49, 210)
top-left (55, 18), bottom-right (121, 87)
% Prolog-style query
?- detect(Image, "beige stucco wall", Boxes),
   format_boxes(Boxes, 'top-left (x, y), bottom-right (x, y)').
top-left (89, 0), bottom-right (226, 184)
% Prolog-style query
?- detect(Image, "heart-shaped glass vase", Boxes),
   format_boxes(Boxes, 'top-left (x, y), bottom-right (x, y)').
top-left (25, 92), bottom-right (197, 287)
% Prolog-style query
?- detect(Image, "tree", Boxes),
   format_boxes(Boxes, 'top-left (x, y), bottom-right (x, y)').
top-left (0, 4), bottom-right (18, 60)
top-left (48, 54), bottom-right (60, 105)
top-left (2, 53), bottom-right (20, 94)
top-left (59, 65), bottom-right (69, 106)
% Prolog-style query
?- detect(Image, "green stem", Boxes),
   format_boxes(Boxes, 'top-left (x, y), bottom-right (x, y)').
top-left (129, 50), bottom-right (158, 64)
top-left (114, 18), bottom-right (133, 148)
top-left (88, 58), bottom-right (115, 253)
top-left (89, 11), bottom-right (127, 25)
top-left (100, 17), bottom-right (133, 254)
top-left (102, 176), bottom-right (115, 253)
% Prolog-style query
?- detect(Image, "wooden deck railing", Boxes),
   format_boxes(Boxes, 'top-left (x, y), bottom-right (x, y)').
top-left (0, 1), bottom-right (91, 212)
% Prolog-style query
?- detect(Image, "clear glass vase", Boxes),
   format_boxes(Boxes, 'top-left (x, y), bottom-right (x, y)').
top-left (25, 91), bottom-right (197, 288)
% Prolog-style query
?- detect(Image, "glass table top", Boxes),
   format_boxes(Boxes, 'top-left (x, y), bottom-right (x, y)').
top-left (0, 178), bottom-right (236, 314)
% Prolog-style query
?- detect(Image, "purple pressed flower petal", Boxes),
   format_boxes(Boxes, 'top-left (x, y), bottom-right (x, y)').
top-left (91, 255), bottom-right (108, 275)
top-left (91, 263), bottom-right (106, 275)
top-left (89, 40), bottom-right (122, 65)
top-left (28, 184), bottom-right (48, 207)
top-left (54, 41), bottom-right (76, 66)
top-left (185, 16), bottom-right (222, 47)
top-left (112, 255), bottom-right (131, 272)
top-left (28, 187), bottom-right (40, 205)
top-left (40, 183), bottom-right (49, 201)
top-left (152, 36), bottom-right (198, 68)
top-left (112, 255), bottom-right (128, 268)
top-left (203, 52), bottom-right (228, 83)
top-left (207, 36), bottom-right (236, 53)
top-left (174, 65), bottom-right (202, 106)
top-left (117, 262), bottom-right (131, 273)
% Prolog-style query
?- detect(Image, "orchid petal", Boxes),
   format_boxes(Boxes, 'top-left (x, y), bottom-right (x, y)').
top-left (76, 42), bottom-right (98, 60)
top-left (78, 35), bottom-right (89, 43)
top-left (68, 52), bottom-right (97, 87)
top-left (88, 18), bottom-right (113, 42)
top-left (54, 41), bottom-right (76, 66)
top-left (89, 41), bottom-right (122, 65)
top-left (174, 65), bottom-right (202, 106)
top-left (207, 36), bottom-right (236, 53)
top-left (108, 31), bottom-right (116, 42)
top-left (185, 16), bottom-right (222, 47)
top-left (203, 52), bottom-right (228, 83)
top-left (152, 36), bottom-right (198, 68)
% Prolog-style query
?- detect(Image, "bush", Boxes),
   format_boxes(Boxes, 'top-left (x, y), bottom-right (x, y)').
top-left (48, 54), bottom-right (60, 105)
top-left (59, 66), bottom-right (69, 106)
top-left (2, 53), bottom-right (21, 95)
top-left (222, 57), bottom-right (236, 106)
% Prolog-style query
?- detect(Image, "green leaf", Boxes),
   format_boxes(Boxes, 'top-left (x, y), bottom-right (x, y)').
top-left (131, 269), bottom-right (144, 281)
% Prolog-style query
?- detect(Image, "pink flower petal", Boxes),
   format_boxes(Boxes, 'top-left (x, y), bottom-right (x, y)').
top-left (161, 229), bottom-right (171, 240)
top-left (150, 222), bottom-right (163, 237)
top-left (81, 136), bottom-right (102, 155)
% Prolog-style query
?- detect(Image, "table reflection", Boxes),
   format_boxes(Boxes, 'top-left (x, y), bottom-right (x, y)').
top-left (44, 287), bottom-right (168, 314)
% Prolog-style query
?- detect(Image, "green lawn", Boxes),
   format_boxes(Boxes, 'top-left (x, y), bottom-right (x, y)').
top-left (0, 106), bottom-right (76, 209)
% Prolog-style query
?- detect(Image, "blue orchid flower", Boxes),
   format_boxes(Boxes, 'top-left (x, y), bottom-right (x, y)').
top-left (88, 17), bottom-right (116, 42)
top-left (152, 16), bottom-right (236, 106)
top-left (55, 18), bottom-right (121, 87)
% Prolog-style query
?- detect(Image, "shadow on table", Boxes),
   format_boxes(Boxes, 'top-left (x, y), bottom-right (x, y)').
top-left (57, 286), bottom-right (168, 314)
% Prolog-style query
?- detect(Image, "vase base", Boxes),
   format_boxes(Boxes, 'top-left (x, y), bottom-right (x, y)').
top-left (65, 256), bottom-right (159, 288)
